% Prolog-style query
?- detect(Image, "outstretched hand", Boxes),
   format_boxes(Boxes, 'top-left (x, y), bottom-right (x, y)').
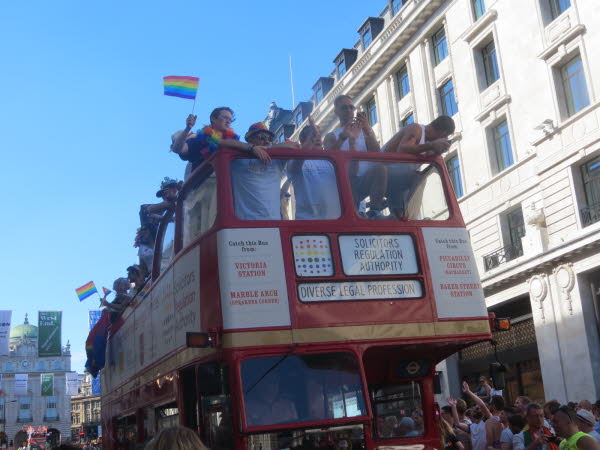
top-left (447, 397), bottom-right (457, 407)
top-left (462, 381), bottom-right (472, 394)
top-left (185, 114), bottom-right (197, 131)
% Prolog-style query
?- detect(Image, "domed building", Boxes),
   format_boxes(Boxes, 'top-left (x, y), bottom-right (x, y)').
top-left (0, 314), bottom-right (72, 446)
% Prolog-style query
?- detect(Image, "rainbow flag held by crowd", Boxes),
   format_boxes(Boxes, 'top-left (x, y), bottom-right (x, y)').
top-left (76, 281), bottom-right (98, 301)
top-left (163, 75), bottom-right (199, 100)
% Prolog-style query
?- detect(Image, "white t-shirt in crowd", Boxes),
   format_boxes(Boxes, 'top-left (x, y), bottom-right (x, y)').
top-left (470, 421), bottom-right (487, 450)
top-left (500, 427), bottom-right (514, 450)
top-left (589, 430), bottom-right (600, 442)
top-left (289, 160), bottom-right (340, 220)
top-left (230, 159), bottom-right (286, 220)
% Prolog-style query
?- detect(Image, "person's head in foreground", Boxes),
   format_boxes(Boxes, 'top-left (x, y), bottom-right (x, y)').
top-left (145, 426), bottom-right (209, 450)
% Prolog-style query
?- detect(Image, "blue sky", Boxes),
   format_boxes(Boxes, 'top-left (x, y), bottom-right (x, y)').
top-left (0, 1), bottom-right (380, 371)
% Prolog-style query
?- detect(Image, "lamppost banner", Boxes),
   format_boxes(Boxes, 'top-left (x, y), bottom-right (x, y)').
top-left (14, 373), bottom-right (28, 395)
top-left (38, 311), bottom-right (62, 357)
top-left (66, 372), bottom-right (79, 396)
top-left (0, 311), bottom-right (11, 356)
top-left (41, 373), bottom-right (54, 396)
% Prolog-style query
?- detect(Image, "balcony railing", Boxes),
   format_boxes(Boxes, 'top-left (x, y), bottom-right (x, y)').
top-left (580, 202), bottom-right (600, 227)
top-left (483, 243), bottom-right (523, 271)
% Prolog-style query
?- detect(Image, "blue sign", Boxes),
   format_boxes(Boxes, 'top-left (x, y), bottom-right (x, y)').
top-left (92, 373), bottom-right (101, 395)
top-left (88, 310), bottom-right (102, 331)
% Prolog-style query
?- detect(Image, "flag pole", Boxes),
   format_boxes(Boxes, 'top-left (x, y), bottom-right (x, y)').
top-left (289, 55), bottom-right (295, 109)
top-left (191, 94), bottom-right (197, 115)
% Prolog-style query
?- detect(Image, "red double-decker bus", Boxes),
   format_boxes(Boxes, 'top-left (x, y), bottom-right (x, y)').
top-left (101, 148), bottom-right (492, 450)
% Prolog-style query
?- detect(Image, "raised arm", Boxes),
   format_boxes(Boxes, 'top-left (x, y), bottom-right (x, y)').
top-left (219, 139), bottom-right (272, 164)
top-left (447, 398), bottom-right (469, 433)
top-left (171, 114), bottom-right (197, 158)
top-left (462, 382), bottom-right (492, 420)
top-left (356, 112), bottom-right (380, 152)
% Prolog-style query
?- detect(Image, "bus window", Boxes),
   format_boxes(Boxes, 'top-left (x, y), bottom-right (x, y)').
top-left (371, 382), bottom-right (424, 439)
top-left (198, 363), bottom-right (233, 450)
top-left (183, 172), bottom-right (217, 247)
top-left (241, 352), bottom-right (366, 428)
top-left (230, 158), bottom-right (341, 220)
top-left (156, 402), bottom-right (179, 430)
top-left (159, 214), bottom-right (175, 274)
top-left (249, 424), bottom-right (365, 450)
top-left (348, 161), bottom-right (449, 220)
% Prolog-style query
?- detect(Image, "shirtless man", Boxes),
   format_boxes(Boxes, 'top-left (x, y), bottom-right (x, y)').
top-left (382, 115), bottom-right (455, 217)
top-left (383, 115), bottom-right (455, 155)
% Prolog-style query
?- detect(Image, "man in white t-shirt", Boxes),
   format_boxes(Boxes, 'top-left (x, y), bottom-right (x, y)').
top-left (331, 95), bottom-right (387, 218)
top-left (287, 125), bottom-right (340, 220)
top-left (230, 122), bottom-right (296, 220)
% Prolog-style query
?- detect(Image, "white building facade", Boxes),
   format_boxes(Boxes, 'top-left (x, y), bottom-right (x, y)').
top-left (290, 0), bottom-right (600, 402)
top-left (0, 315), bottom-right (72, 446)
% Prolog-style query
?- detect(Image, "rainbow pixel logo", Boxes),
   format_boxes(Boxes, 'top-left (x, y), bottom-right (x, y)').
top-left (292, 236), bottom-right (333, 277)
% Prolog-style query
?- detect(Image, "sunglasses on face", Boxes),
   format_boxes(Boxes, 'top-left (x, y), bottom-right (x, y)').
top-left (255, 134), bottom-right (273, 143)
top-left (338, 104), bottom-right (356, 111)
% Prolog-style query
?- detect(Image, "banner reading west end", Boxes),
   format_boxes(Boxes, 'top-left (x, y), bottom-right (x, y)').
top-left (41, 373), bottom-right (54, 396)
top-left (0, 310), bottom-right (11, 356)
top-left (38, 311), bottom-right (62, 357)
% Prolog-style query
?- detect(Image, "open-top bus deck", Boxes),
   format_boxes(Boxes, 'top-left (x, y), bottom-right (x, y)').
top-left (101, 148), bottom-right (492, 449)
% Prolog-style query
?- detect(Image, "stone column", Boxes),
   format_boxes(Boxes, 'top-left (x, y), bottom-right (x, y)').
top-left (549, 265), bottom-right (600, 401)
top-left (528, 273), bottom-right (568, 401)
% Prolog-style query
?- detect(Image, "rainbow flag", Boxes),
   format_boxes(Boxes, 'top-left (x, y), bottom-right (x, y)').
top-left (163, 75), bottom-right (199, 100)
top-left (102, 287), bottom-right (111, 297)
top-left (76, 281), bottom-right (98, 302)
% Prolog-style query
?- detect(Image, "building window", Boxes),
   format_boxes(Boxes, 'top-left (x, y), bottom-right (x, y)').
top-left (505, 208), bottom-right (525, 259)
top-left (432, 26), bottom-right (448, 66)
top-left (439, 79), bottom-right (458, 116)
top-left (473, 0), bottom-right (486, 20)
top-left (492, 120), bottom-right (514, 172)
top-left (446, 155), bottom-right (464, 198)
top-left (362, 27), bottom-right (372, 49)
top-left (482, 40), bottom-right (500, 87)
top-left (0, 397), bottom-right (4, 422)
top-left (46, 396), bottom-right (58, 421)
top-left (366, 98), bottom-right (378, 126)
top-left (315, 84), bottom-right (324, 104)
top-left (18, 396), bottom-right (32, 422)
top-left (392, 0), bottom-right (404, 15)
top-left (295, 110), bottom-right (303, 126)
top-left (549, 0), bottom-right (571, 20)
top-left (580, 156), bottom-right (600, 227)
top-left (560, 55), bottom-right (590, 118)
top-left (337, 58), bottom-right (347, 78)
top-left (396, 65), bottom-right (410, 99)
top-left (401, 113), bottom-right (414, 127)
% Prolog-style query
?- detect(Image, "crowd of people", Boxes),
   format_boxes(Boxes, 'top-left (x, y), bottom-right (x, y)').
top-left (440, 380), bottom-right (600, 450)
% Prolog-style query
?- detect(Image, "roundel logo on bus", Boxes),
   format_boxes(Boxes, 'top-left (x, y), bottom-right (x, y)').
top-left (292, 235), bottom-right (334, 277)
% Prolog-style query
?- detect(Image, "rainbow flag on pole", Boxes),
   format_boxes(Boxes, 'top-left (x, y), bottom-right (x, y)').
top-left (76, 281), bottom-right (98, 302)
top-left (163, 75), bottom-right (199, 100)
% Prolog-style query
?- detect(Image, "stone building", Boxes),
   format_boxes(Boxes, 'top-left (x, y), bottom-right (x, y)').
top-left (277, 0), bottom-right (600, 402)
top-left (70, 371), bottom-right (101, 443)
top-left (0, 314), bottom-right (72, 445)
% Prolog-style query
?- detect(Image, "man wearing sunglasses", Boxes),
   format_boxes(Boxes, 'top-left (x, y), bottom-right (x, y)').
top-left (552, 406), bottom-right (600, 450)
top-left (331, 94), bottom-right (387, 218)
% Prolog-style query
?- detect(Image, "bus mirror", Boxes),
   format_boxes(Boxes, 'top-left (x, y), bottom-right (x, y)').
top-left (433, 371), bottom-right (443, 394)
top-left (494, 318), bottom-right (511, 331)
top-left (186, 332), bottom-right (211, 348)
top-left (489, 362), bottom-right (506, 390)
